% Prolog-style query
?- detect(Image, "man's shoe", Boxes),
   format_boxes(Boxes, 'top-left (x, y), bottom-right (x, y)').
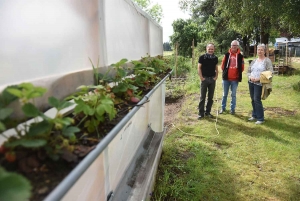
top-left (255, 120), bottom-right (264, 125)
top-left (198, 115), bottom-right (204, 120)
top-left (248, 117), bottom-right (256, 121)
top-left (230, 110), bottom-right (235, 115)
top-left (205, 113), bottom-right (214, 118)
top-left (219, 109), bottom-right (225, 114)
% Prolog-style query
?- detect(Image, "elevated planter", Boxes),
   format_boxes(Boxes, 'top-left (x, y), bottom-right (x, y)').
top-left (43, 71), bottom-right (172, 201)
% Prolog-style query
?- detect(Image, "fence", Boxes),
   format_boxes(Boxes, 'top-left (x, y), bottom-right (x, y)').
top-left (276, 45), bottom-right (300, 57)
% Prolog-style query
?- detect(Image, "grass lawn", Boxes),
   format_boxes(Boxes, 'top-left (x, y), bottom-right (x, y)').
top-left (163, 51), bottom-right (174, 56)
top-left (152, 57), bottom-right (300, 201)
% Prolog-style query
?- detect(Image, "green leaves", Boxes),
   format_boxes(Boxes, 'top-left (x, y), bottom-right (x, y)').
top-left (96, 96), bottom-right (116, 120)
top-left (0, 122), bottom-right (5, 131)
top-left (0, 108), bottom-right (13, 120)
top-left (22, 103), bottom-right (40, 117)
top-left (74, 99), bottom-right (95, 116)
top-left (5, 88), bottom-right (23, 98)
top-left (62, 126), bottom-right (80, 138)
top-left (5, 139), bottom-right (47, 148)
top-left (28, 120), bottom-right (51, 136)
top-left (0, 86), bottom-right (19, 108)
top-left (73, 89), bottom-right (117, 135)
top-left (0, 167), bottom-right (32, 201)
top-left (6, 83), bottom-right (46, 103)
top-left (132, 0), bottom-right (163, 23)
top-left (111, 58), bottom-right (128, 67)
top-left (0, 82), bottom-right (81, 162)
top-left (171, 19), bottom-right (199, 57)
top-left (48, 96), bottom-right (74, 111)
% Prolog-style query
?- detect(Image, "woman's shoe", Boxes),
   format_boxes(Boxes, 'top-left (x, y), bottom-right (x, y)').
top-left (219, 109), bottom-right (225, 114)
top-left (255, 121), bottom-right (264, 125)
top-left (248, 117), bottom-right (256, 121)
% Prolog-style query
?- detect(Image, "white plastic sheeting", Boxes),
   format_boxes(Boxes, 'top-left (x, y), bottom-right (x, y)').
top-left (0, 1), bottom-right (165, 199)
top-left (0, 0), bottom-right (163, 93)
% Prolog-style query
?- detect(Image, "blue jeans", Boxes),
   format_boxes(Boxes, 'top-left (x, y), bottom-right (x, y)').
top-left (198, 77), bottom-right (216, 115)
top-left (248, 81), bottom-right (264, 121)
top-left (221, 80), bottom-right (238, 111)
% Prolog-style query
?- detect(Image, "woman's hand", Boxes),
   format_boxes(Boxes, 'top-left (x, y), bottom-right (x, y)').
top-left (250, 77), bottom-right (259, 82)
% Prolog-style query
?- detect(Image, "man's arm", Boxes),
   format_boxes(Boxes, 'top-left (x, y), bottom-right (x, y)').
top-left (241, 55), bottom-right (245, 72)
top-left (220, 56), bottom-right (226, 70)
top-left (214, 64), bottom-right (218, 80)
top-left (198, 63), bottom-right (204, 81)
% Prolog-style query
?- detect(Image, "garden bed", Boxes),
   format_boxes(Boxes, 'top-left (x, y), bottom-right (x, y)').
top-left (0, 56), bottom-right (172, 201)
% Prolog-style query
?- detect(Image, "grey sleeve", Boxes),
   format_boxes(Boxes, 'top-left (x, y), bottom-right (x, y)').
top-left (265, 58), bottom-right (273, 73)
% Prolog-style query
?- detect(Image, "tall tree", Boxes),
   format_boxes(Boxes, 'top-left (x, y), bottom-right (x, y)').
top-left (133, 0), bottom-right (163, 23)
top-left (170, 19), bottom-right (198, 57)
top-left (216, 0), bottom-right (287, 44)
top-left (179, 0), bottom-right (240, 54)
top-left (179, 0), bottom-right (217, 23)
top-left (279, 0), bottom-right (300, 36)
top-left (163, 42), bottom-right (172, 51)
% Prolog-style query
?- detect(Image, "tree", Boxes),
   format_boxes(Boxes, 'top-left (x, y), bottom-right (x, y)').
top-left (133, 0), bottom-right (163, 23)
top-left (179, 0), bottom-right (217, 22)
top-left (279, 0), bottom-right (300, 36)
top-left (180, 0), bottom-right (300, 52)
top-left (179, 0), bottom-right (240, 54)
top-left (170, 19), bottom-right (198, 57)
top-left (163, 42), bottom-right (172, 51)
top-left (216, 0), bottom-right (300, 44)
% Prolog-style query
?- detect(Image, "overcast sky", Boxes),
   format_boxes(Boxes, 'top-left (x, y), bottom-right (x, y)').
top-left (151, 0), bottom-right (190, 43)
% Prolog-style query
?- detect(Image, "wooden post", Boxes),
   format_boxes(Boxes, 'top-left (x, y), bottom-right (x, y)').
top-left (192, 39), bottom-right (195, 68)
top-left (254, 45), bottom-right (257, 57)
top-left (266, 44), bottom-right (269, 58)
top-left (286, 42), bottom-right (288, 66)
top-left (175, 42), bottom-right (178, 78)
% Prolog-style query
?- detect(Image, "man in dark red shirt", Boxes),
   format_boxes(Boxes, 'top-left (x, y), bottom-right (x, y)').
top-left (219, 40), bottom-right (244, 115)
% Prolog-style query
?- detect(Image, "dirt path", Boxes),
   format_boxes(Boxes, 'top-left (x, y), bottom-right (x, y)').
top-left (164, 96), bottom-right (185, 130)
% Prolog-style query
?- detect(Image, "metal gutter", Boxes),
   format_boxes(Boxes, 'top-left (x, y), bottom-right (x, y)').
top-left (44, 70), bottom-right (172, 201)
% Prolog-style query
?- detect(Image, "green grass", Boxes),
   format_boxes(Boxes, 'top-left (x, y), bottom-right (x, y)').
top-left (152, 57), bottom-right (300, 201)
top-left (163, 51), bottom-right (174, 56)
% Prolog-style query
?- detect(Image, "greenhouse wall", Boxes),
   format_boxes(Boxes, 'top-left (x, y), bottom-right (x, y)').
top-left (0, 0), bottom-right (163, 98)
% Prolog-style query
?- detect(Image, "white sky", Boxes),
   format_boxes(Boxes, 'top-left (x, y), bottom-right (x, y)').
top-left (151, 0), bottom-right (190, 43)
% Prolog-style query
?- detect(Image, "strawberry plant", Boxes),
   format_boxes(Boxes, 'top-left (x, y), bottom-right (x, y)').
top-left (111, 59), bottom-right (137, 94)
top-left (0, 167), bottom-right (32, 201)
top-left (0, 83), bottom-right (80, 161)
top-left (67, 84), bottom-right (117, 137)
top-left (0, 55), bottom-right (172, 200)
top-left (140, 54), bottom-right (169, 74)
top-left (104, 58), bottom-right (141, 103)
top-left (131, 60), bottom-right (157, 89)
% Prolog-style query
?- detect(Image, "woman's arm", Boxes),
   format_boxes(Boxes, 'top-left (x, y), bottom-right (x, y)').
top-left (265, 58), bottom-right (274, 73)
top-left (247, 59), bottom-right (255, 77)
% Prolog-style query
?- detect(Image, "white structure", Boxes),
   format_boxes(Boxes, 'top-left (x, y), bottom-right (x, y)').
top-left (275, 37), bottom-right (288, 43)
top-left (0, 1), bottom-right (166, 200)
top-left (0, 0), bottom-right (163, 110)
